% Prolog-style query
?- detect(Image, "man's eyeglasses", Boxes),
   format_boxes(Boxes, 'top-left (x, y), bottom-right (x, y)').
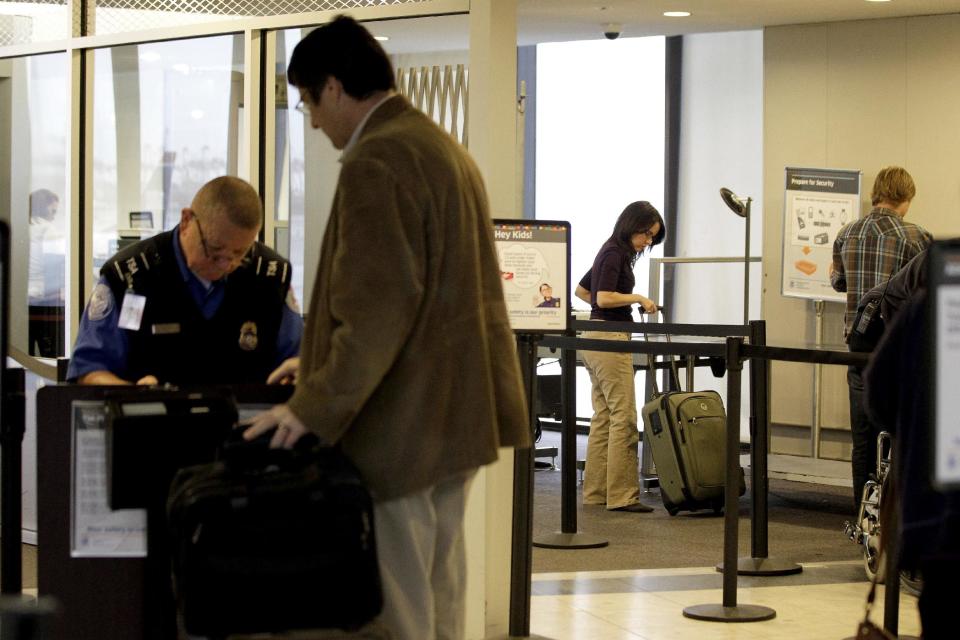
top-left (193, 214), bottom-right (251, 265)
top-left (294, 99), bottom-right (308, 115)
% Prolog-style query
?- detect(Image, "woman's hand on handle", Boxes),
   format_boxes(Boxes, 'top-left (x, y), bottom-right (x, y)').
top-left (637, 296), bottom-right (659, 314)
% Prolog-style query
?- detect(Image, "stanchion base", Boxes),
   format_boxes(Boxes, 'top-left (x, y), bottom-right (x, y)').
top-left (716, 556), bottom-right (803, 576)
top-left (532, 532), bottom-right (608, 549)
top-left (682, 603), bottom-right (776, 622)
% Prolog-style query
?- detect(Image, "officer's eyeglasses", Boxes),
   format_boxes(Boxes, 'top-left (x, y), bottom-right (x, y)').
top-left (193, 214), bottom-right (251, 265)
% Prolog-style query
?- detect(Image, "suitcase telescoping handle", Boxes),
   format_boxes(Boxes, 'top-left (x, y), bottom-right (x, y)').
top-left (639, 308), bottom-right (683, 396)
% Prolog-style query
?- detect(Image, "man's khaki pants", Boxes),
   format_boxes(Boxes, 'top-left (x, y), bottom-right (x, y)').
top-left (580, 331), bottom-right (641, 510)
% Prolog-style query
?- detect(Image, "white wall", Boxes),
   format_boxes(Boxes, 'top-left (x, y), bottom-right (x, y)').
top-left (763, 15), bottom-right (960, 456)
top-left (535, 36), bottom-right (665, 415)
top-left (674, 30), bottom-right (763, 437)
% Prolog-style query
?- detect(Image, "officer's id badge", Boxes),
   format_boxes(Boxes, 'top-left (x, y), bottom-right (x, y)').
top-left (238, 321), bottom-right (258, 351)
top-left (118, 292), bottom-right (147, 331)
top-left (87, 283), bottom-right (114, 322)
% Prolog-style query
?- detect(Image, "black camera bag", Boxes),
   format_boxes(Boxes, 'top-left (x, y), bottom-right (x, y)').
top-left (167, 432), bottom-right (382, 637)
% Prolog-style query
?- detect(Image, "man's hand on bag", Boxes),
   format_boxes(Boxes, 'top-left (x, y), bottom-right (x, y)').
top-left (241, 403), bottom-right (308, 449)
top-left (267, 357), bottom-right (300, 385)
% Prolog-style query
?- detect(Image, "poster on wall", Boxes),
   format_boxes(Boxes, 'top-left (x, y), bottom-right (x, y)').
top-left (781, 167), bottom-right (861, 302)
top-left (930, 242), bottom-right (960, 488)
top-left (493, 219), bottom-right (570, 333)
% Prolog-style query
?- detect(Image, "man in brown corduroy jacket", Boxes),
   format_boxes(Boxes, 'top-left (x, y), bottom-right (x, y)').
top-left (243, 15), bottom-right (530, 640)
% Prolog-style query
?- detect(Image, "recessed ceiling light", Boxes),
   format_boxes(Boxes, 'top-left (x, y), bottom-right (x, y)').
top-left (865, 0), bottom-right (892, 3)
top-left (663, 11), bottom-right (691, 17)
top-left (374, 35), bottom-right (389, 42)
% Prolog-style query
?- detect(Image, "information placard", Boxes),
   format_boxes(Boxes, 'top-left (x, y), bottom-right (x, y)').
top-left (70, 401), bottom-right (147, 558)
top-left (493, 219), bottom-right (570, 333)
top-left (781, 167), bottom-right (861, 302)
top-left (931, 241), bottom-right (960, 488)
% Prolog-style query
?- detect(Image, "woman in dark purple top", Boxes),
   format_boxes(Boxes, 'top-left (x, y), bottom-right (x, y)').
top-left (574, 201), bottom-right (665, 512)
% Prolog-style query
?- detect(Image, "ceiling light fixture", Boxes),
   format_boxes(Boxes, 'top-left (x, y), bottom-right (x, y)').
top-left (663, 11), bottom-right (691, 17)
top-left (374, 35), bottom-right (389, 41)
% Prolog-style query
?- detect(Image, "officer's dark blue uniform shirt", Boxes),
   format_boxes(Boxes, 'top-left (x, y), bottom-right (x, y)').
top-left (67, 227), bottom-right (302, 381)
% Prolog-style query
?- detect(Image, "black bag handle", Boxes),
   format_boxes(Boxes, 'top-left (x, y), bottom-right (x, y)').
top-left (220, 427), bottom-right (321, 472)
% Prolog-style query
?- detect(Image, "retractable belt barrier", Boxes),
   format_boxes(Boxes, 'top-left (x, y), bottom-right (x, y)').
top-left (530, 320), bottom-right (871, 624)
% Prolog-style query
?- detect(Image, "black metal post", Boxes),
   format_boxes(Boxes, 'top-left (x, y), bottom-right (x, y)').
top-left (723, 338), bottom-right (742, 606)
top-left (508, 334), bottom-right (537, 638)
top-left (559, 343), bottom-right (577, 534)
top-left (730, 322), bottom-right (800, 576)
top-left (683, 337), bottom-right (775, 623)
top-left (532, 332), bottom-right (607, 549)
top-left (1, 369), bottom-right (26, 595)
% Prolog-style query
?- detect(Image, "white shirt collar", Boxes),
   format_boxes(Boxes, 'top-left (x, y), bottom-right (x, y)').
top-left (341, 93), bottom-right (395, 158)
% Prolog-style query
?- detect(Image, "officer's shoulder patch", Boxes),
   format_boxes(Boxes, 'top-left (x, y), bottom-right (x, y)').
top-left (87, 283), bottom-right (114, 322)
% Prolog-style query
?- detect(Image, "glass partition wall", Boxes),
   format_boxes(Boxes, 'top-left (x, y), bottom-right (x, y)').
top-left (91, 35), bottom-right (244, 279)
top-left (0, 4), bottom-right (470, 362)
top-left (0, 53), bottom-right (69, 357)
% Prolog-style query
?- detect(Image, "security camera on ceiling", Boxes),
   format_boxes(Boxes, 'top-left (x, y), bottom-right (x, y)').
top-left (603, 23), bottom-right (622, 40)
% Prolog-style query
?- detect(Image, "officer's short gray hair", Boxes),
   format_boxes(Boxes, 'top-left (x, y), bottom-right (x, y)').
top-left (192, 176), bottom-right (262, 231)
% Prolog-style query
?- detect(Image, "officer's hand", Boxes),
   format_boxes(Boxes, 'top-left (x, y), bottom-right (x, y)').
top-left (267, 357), bottom-right (300, 385)
top-left (136, 375), bottom-right (159, 386)
top-left (240, 403), bottom-right (308, 450)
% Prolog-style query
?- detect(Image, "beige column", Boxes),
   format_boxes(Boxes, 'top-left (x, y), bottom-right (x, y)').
top-left (465, 1), bottom-right (520, 638)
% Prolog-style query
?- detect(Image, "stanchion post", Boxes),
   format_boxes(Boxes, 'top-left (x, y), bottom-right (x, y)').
top-left (559, 337), bottom-right (577, 534)
top-left (727, 323), bottom-right (801, 576)
top-left (508, 333), bottom-right (538, 638)
top-left (749, 321), bottom-right (769, 558)
top-left (683, 337), bottom-right (775, 623)
top-left (1, 368), bottom-right (26, 595)
top-left (722, 337), bottom-right (742, 606)
top-left (532, 329), bottom-right (607, 550)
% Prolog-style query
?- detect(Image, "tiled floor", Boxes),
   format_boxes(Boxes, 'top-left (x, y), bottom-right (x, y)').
top-left (529, 561), bottom-right (922, 639)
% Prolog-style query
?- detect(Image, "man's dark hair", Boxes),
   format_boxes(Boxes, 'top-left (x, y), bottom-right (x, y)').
top-left (288, 15), bottom-right (396, 101)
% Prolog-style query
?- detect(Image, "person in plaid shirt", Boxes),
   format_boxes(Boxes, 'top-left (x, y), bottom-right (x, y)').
top-left (830, 166), bottom-right (932, 511)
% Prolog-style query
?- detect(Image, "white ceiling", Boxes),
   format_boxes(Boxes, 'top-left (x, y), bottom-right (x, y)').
top-left (517, 0), bottom-right (960, 44)
top-left (369, 0), bottom-right (960, 52)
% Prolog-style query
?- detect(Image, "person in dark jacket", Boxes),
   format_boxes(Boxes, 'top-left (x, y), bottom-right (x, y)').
top-left (864, 283), bottom-right (959, 639)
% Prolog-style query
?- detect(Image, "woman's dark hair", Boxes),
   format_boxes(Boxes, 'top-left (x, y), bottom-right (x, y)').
top-left (287, 15), bottom-right (396, 102)
top-left (609, 201), bottom-right (666, 266)
top-left (30, 189), bottom-right (59, 221)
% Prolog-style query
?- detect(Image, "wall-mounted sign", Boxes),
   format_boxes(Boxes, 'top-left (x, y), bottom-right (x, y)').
top-left (493, 219), bottom-right (570, 333)
top-left (781, 167), bottom-right (861, 302)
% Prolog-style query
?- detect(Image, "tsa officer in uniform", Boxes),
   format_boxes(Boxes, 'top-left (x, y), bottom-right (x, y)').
top-left (67, 176), bottom-right (302, 385)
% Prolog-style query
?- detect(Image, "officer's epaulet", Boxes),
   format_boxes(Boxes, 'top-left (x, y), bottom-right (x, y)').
top-left (249, 244), bottom-right (291, 285)
top-left (105, 240), bottom-right (163, 290)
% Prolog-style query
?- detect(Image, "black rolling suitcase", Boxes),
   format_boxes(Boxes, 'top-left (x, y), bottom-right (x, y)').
top-left (167, 432), bottom-right (382, 637)
top-left (640, 326), bottom-right (745, 516)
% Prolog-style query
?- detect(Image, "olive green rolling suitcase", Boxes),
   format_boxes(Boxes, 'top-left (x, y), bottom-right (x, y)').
top-left (642, 389), bottom-right (744, 515)
top-left (639, 323), bottom-right (745, 515)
